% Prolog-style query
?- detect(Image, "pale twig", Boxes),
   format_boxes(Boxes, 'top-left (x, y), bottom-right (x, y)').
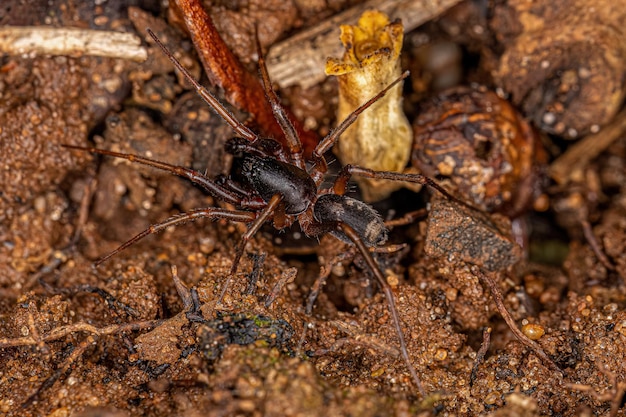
top-left (2, 317), bottom-right (163, 409)
top-left (470, 266), bottom-right (562, 374)
top-left (307, 250), bottom-right (356, 314)
top-left (581, 219), bottom-right (615, 272)
top-left (0, 26), bottom-right (147, 61)
top-left (0, 319), bottom-right (162, 348)
top-left (327, 320), bottom-right (400, 357)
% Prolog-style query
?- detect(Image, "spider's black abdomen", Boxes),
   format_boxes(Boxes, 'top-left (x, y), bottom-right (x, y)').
top-left (241, 155), bottom-right (316, 214)
top-left (313, 194), bottom-right (388, 247)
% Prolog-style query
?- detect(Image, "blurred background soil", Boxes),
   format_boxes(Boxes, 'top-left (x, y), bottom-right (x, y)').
top-left (1, 0), bottom-right (626, 416)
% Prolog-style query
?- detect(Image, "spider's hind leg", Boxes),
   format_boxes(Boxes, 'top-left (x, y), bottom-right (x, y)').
top-left (63, 144), bottom-right (245, 206)
top-left (338, 222), bottom-right (426, 397)
top-left (216, 194), bottom-right (285, 303)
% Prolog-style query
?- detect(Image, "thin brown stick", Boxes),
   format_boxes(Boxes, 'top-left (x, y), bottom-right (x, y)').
top-left (170, 265), bottom-right (193, 311)
top-left (295, 321), bottom-right (311, 358)
top-left (470, 327), bottom-right (491, 387)
top-left (550, 109), bottom-right (626, 185)
top-left (609, 386), bottom-right (626, 417)
top-left (246, 253), bottom-right (267, 295)
top-left (567, 361), bottom-right (626, 417)
top-left (7, 319), bottom-right (163, 409)
top-left (265, 267), bottom-right (297, 308)
top-left (329, 320), bottom-right (400, 357)
top-left (22, 335), bottom-right (98, 409)
top-left (307, 250), bottom-right (356, 314)
top-left (71, 175), bottom-right (97, 246)
top-left (26, 306), bottom-right (48, 355)
top-left (581, 220), bottom-right (615, 271)
top-left (470, 266), bottom-right (562, 374)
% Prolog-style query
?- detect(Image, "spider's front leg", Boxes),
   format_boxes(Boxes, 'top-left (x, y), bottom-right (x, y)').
top-left (332, 164), bottom-right (474, 209)
top-left (309, 71), bottom-right (410, 183)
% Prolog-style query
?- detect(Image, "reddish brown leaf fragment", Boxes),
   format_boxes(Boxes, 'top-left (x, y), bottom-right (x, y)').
top-left (171, 0), bottom-right (318, 155)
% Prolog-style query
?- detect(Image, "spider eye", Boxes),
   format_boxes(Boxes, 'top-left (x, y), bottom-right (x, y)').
top-left (224, 137), bottom-right (249, 156)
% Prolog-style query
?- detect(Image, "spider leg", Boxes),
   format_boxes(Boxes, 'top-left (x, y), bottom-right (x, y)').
top-left (255, 34), bottom-right (305, 170)
top-left (338, 222), bottom-right (426, 396)
top-left (63, 145), bottom-right (246, 206)
top-left (384, 209), bottom-right (429, 228)
top-left (306, 249), bottom-right (356, 315)
top-left (146, 29), bottom-right (258, 142)
top-left (333, 164), bottom-right (475, 209)
top-left (217, 194), bottom-right (285, 302)
top-left (95, 208), bottom-right (256, 266)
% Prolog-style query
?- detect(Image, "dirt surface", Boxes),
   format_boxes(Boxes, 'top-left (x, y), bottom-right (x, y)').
top-left (1, 1), bottom-right (626, 416)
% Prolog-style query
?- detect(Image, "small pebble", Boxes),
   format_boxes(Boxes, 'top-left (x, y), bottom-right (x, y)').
top-left (522, 323), bottom-right (545, 340)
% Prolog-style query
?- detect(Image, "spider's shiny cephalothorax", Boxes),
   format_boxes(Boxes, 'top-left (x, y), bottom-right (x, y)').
top-left (64, 28), bottom-right (469, 397)
top-left (240, 154), bottom-right (316, 215)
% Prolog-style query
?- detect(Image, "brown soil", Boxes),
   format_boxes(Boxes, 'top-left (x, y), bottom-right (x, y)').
top-left (1, 1), bottom-right (625, 416)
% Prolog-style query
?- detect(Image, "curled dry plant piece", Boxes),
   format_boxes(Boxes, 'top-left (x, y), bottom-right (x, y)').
top-left (413, 86), bottom-right (545, 216)
top-left (326, 10), bottom-right (412, 202)
top-left (492, 0), bottom-right (626, 138)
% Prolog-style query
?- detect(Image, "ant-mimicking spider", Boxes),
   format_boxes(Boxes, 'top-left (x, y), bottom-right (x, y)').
top-left (64, 28), bottom-right (469, 396)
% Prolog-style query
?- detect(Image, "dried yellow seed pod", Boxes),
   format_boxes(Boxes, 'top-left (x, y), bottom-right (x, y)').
top-left (326, 10), bottom-right (412, 202)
